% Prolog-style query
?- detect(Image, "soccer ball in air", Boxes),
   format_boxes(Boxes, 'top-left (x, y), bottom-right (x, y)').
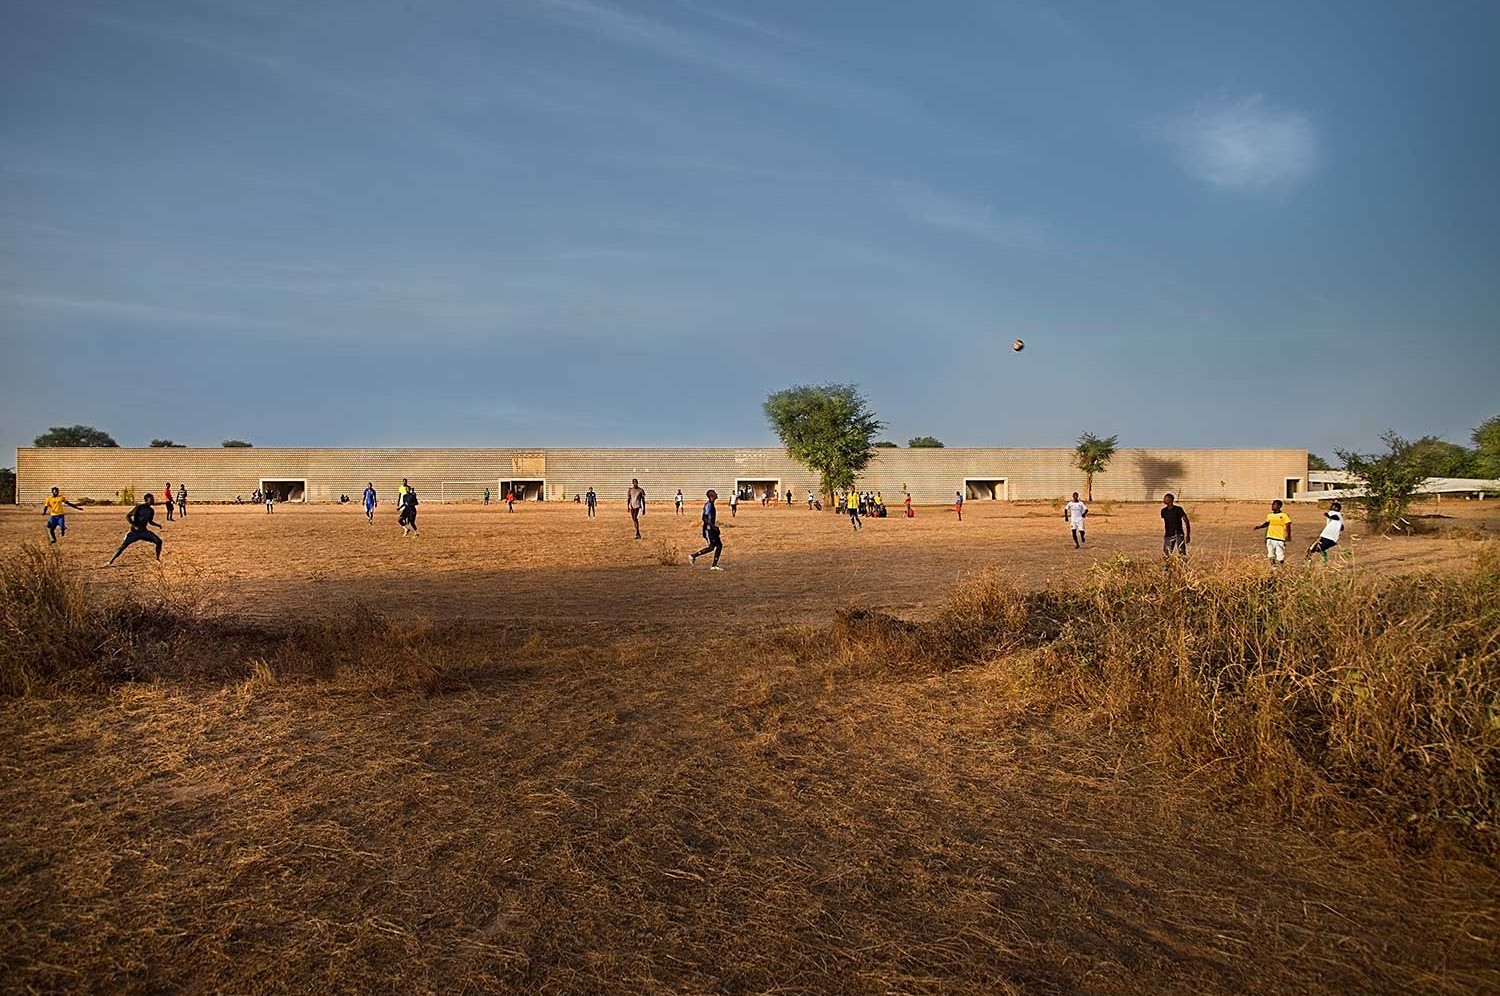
top-left (1011, 339), bottom-right (1025, 352)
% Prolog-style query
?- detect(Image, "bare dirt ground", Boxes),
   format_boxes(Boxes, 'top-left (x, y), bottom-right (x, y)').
top-left (2, 498), bottom-right (1497, 994)
top-left (2, 496), bottom-right (1496, 626)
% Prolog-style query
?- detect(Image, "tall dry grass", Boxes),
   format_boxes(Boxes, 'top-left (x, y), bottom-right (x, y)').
top-left (832, 549), bottom-right (1500, 854)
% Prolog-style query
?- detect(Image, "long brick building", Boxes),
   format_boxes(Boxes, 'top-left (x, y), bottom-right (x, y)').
top-left (14, 446), bottom-right (1309, 505)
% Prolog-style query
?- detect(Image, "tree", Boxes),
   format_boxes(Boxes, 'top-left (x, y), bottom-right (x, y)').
top-left (0, 467), bottom-right (14, 505)
top-left (1405, 435), bottom-right (1479, 479)
top-left (908, 436), bottom-right (945, 448)
top-left (764, 384), bottom-right (884, 499)
top-left (33, 425), bottom-right (117, 447)
top-left (1337, 431), bottom-right (1426, 533)
top-left (873, 441), bottom-right (899, 448)
top-left (221, 439), bottom-right (253, 448)
top-left (149, 439), bottom-right (186, 448)
top-left (1472, 415), bottom-right (1500, 478)
top-left (1308, 453), bottom-right (1332, 471)
top-left (1072, 431), bottom-right (1118, 501)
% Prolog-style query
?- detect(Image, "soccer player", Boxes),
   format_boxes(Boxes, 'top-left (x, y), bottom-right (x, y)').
top-left (398, 486), bottom-right (420, 537)
top-left (107, 494), bottom-right (163, 564)
top-left (1307, 500), bottom-right (1345, 565)
top-left (846, 489), bottom-right (862, 531)
top-left (363, 482), bottom-right (378, 524)
top-left (728, 490), bottom-right (739, 518)
top-left (264, 489), bottom-right (275, 514)
top-left (786, 488), bottom-right (793, 507)
top-left (506, 489), bottom-right (516, 512)
top-left (904, 493), bottom-right (913, 518)
top-left (689, 489), bottom-right (724, 570)
top-left (1161, 493), bottom-right (1190, 560)
top-left (1064, 492), bottom-right (1088, 548)
top-left (483, 488), bottom-right (490, 506)
top-left (675, 490), bottom-right (684, 515)
top-left (954, 490), bottom-right (964, 522)
top-left (586, 487), bottom-right (598, 518)
top-left (628, 479), bottom-right (646, 539)
top-left (163, 481), bottom-right (175, 521)
top-left (807, 490), bottom-right (816, 510)
top-left (1255, 499), bottom-right (1292, 568)
top-left (43, 487), bottom-right (83, 543)
top-left (176, 484), bottom-right (187, 517)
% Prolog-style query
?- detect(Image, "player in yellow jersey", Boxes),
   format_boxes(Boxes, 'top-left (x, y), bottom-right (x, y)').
top-left (1254, 499), bottom-right (1292, 567)
top-left (42, 487), bottom-right (83, 544)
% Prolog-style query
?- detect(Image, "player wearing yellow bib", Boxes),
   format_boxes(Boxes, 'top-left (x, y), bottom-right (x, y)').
top-left (1254, 499), bottom-right (1292, 567)
top-left (43, 487), bottom-right (83, 543)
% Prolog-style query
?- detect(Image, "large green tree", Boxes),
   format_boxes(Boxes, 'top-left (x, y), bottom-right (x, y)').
top-left (34, 425), bottom-right (117, 447)
top-left (221, 439), bottom-right (253, 448)
top-left (1405, 435), bottom-right (1479, 479)
top-left (1473, 415), bottom-right (1500, 478)
top-left (1337, 431), bottom-right (1426, 532)
top-left (907, 436), bottom-right (945, 448)
top-left (873, 441), bottom-right (899, 448)
top-left (764, 384), bottom-right (883, 499)
top-left (1072, 431), bottom-right (1118, 501)
top-left (0, 467), bottom-right (15, 505)
top-left (1308, 453), bottom-right (1332, 471)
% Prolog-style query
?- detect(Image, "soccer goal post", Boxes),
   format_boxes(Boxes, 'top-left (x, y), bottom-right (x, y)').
top-left (438, 481), bottom-right (494, 503)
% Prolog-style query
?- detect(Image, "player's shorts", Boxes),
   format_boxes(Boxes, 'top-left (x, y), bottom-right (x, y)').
top-left (47, 515), bottom-right (65, 529)
top-left (1069, 520), bottom-right (1085, 531)
top-left (1265, 538), bottom-right (1286, 562)
top-left (1312, 537), bottom-right (1338, 553)
top-left (1164, 534), bottom-right (1188, 555)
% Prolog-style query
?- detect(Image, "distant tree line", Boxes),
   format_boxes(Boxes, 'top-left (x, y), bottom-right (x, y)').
top-left (31, 426), bottom-right (253, 448)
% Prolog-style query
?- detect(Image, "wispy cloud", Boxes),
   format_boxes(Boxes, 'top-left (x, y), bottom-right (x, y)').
top-left (882, 180), bottom-right (1049, 249)
top-left (525, 0), bottom-right (905, 114)
top-left (1161, 95), bottom-right (1319, 189)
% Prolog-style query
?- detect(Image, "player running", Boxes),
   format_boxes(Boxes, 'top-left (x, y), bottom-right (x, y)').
top-left (43, 487), bottom-right (83, 543)
top-left (1161, 493), bottom-right (1190, 561)
top-left (689, 489), bottom-right (724, 570)
top-left (1307, 500), bottom-right (1345, 564)
top-left (106, 494), bottom-right (163, 564)
top-left (363, 482), bottom-right (378, 524)
top-left (398, 486), bottom-right (420, 537)
top-left (628, 479), bottom-right (646, 539)
top-left (846, 489), bottom-right (862, 531)
top-left (1064, 492), bottom-right (1088, 548)
top-left (1254, 499), bottom-right (1292, 568)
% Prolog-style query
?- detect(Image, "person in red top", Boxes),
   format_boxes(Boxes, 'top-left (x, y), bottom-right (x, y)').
top-left (162, 481), bottom-right (175, 520)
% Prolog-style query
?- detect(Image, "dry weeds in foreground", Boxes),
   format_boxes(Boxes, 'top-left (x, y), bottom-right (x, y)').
top-left (1, 544), bottom-right (1497, 995)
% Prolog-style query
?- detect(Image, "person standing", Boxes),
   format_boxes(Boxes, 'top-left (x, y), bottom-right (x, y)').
top-left (846, 489), bottom-right (862, 531)
top-left (163, 481), bottom-right (175, 521)
top-left (1254, 499), bottom-right (1292, 568)
top-left (265, 489), bottom-right (275, 514)
top-left (729, 490), bottom-right (739, 518)
top-left (785, 488), bottom-right (793, 507)
top-left (107, 493), bottom-right (163, 564)
top-left (483, 488), bottom-right (490, 506)
top-left (586, 487), bottom-right (598, 519)
top-left (675, 490), bottom-right (684, 515)
top-left (1064, 492), bottom-right (1088, 548)
top-left (689, 489), bottom-right (724, 570)
top-left (954, 490), bottom-right (964, 522)
top-left (42, 487), bottom-right (83, 543)
top-left (363, 482), bottom-right (378, 524)
top-left (628, 478), bottom-right (646, 539)
top-left (904, 493), bottom-right (913, 518)
top-left (176, 484), bottom-right (188, 518)
top-left (1161, 493), bottom-right (1190, 560)
top-left (807, 490), bottom-right (816, 510)
top-left (1307, 500), bottom-right (1345, 564)
top-left (399, 486), bottom-right (420, 537)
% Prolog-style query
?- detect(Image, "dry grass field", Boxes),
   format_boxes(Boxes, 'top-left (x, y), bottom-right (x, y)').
top-left (2, 497), bottom-right (1498, 995)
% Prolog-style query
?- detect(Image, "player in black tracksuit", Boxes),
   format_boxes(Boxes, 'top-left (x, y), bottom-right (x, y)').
top-left (398, 487), bottom-right (420, 537)
top-left (689, 490), bottom-right (724, 570)
top-left (107, 495), bottom-right (164, 564)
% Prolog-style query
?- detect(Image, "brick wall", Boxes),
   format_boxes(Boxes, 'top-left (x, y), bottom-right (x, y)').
top-left (15, 447), bottom-right (1307, 505)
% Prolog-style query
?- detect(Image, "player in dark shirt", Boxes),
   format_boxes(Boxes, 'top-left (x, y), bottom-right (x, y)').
top-left (398, 487), bottom-right (420, 537)
top-left (689, 489), bottom-right (724, 570)
top-left (1161, 493), bottom-right (1190, 560)
top-left (107, 495), bottom-right (164, 564)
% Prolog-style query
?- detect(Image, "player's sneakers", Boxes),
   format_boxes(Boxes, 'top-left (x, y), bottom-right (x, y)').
top-left (709, 565), bottom-right (723, 571)
top-left (689, 553), bottom-right (698, 566)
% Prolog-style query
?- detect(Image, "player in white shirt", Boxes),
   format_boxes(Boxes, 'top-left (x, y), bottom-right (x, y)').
top-left (1063, 492), bottom-right (1089, 548)
top-left (1306, 500), bottom-right (1344, 564)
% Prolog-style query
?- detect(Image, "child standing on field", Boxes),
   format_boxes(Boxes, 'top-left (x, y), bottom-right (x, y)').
top-left (1254, 499), bottom-right (1292, 567)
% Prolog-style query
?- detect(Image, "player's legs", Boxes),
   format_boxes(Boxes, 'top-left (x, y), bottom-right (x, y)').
top-left (630, 507), bottom-right (641, 538)
top-left (46, 516), bottom-right (60, 543)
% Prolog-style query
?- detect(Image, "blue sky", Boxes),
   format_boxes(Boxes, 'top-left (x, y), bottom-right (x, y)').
top-left (3, 0), bottom-right (1497, 460)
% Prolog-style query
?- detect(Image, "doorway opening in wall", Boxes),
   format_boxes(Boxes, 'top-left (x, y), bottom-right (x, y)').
top-left (735, 479), bottom-right (781, 504)
top-left (499, 479), bottom-right (546, 501)
top-left (260, 479), bottom-right (307, 503)
top-left (1285, 477), bottom-right (1302, 500)
top-left (964, 478), bottom-right (1007, 500)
